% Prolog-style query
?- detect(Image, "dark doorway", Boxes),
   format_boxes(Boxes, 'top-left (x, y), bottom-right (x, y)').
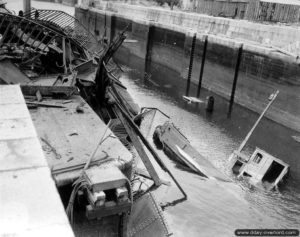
top-left (262, 161), bottom-right (285, 183)
top-left (232, 160), bottom-right (243, 174)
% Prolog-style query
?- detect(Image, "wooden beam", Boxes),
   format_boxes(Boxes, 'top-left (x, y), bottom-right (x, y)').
top-left (62, 37), bottom-right (68, 74)
top-left (26, 101), bottom-right (66, 108)
top-left (21, 85), bottom-right (78, 97)
top-left (0, 59), bottom-right (31, 84)
top-left (114, 107), bottom-right (162, 186)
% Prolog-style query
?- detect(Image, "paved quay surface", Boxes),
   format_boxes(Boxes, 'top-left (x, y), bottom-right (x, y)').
top-left (0, 85), bottom-right (74, 237)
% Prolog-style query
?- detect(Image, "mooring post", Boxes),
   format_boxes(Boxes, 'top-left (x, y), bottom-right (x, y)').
top-left (229, 44), bottom-right (243, 113)
top-left (185, 32), bottom-right (197, 96)
top-left (144, 24), bottom-right (154, 80)
top-left (206, 95), bottom-right (214, 113)
top-left (23, 0), bottom-right (31, 14)
top-left (109, 15), bottom-right (116, 44)
top-left (197, 35), bottom-right (208, 98)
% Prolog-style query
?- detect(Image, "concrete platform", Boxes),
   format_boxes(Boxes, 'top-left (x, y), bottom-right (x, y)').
top-left (0, 85), bottom-right (74, 236)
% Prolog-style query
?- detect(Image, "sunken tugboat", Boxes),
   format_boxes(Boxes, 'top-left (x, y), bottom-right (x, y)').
top-left (229, 91), bottom-right (289, 190)
top-left (0, 5), bottom-right (173, 237)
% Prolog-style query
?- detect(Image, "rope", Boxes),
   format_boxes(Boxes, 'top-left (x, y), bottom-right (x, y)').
top-left (66, 120), bottom-right (113, 223)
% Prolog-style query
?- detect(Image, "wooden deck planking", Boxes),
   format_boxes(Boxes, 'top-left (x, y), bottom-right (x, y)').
top-left (0, 85), bottom-right (74, 236)
top-left (29, 95), bottom-right (133, 184)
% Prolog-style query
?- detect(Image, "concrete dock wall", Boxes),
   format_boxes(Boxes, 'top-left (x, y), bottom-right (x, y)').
top-left (75, 5), bottom-right (300, 132)
top-left (36, 0), bottom-right (77, 6)
top-left (93, 2), bottom-right (300, 56)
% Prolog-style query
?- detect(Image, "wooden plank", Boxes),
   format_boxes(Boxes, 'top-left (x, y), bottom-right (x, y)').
top-left (21, 85), bottom-right (78, 97)
top-left (62, 37), bottom-right (68, 74)
top-left (0, 59), bottom-right (31, 84)
top-left (26, 101), bottom-right (66, 108)
top-left (114, 107), bottom-right (162, 186)
top-left (30, 95), bottom-right (133, 186)
top-left (14, 27), bottom-right (50, 52)
top-left (135, 167), bottom-right (171, 186)
top-left (74, 59), bottom-right (95, 74)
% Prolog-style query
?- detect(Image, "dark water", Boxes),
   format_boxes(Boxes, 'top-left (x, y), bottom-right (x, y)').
top-left (116, 59), bottom-right (300, 235)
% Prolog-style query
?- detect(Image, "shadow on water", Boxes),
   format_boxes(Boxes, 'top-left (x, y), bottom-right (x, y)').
top-left (115, 57), bottom-right (300, 228)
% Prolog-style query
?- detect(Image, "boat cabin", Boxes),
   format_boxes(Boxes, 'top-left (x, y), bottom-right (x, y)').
top-left (231, 148), bottom-right (289, 190)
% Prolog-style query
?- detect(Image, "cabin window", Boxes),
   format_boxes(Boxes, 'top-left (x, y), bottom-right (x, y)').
top-left (253, 153), bottom-right (263, 164)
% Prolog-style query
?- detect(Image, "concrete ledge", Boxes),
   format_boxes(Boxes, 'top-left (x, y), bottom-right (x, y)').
top-left (0, 168), bottom-right (74, 236)
top-left (0, 85), bottom-right (74, 236)
top-left (35, 0), bottom-right (76, 6)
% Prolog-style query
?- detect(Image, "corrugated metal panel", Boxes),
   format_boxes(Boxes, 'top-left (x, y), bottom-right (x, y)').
top-left (195, 0), bottom-right (248, 19)
top-left (194, 0), bottom-right (300, 23)
top-left (247, 1), bottom-right (300, 23)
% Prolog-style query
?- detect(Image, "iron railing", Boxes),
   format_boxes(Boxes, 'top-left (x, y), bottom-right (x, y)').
top-left (24, 9), bottom-right (100, 53)
top-left (0, 12), bottom-right (64, 54)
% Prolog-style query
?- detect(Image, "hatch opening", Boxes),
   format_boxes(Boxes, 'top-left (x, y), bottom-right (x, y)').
top-left (262, 161), bottom-right (284, 183)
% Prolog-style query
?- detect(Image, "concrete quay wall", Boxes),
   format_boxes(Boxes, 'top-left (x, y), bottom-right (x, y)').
top-left (36, 0), bottom-right (78, 6)
top-left (75, 5), bottom-right (300, 132)
top-left (95, 1), bottom-right (300, 56)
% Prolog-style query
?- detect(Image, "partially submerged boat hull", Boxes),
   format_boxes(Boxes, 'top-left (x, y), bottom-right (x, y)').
top-left (154, 121), bottom-right (231, 182)
top-left (230, 148), bottom-right (289, 190)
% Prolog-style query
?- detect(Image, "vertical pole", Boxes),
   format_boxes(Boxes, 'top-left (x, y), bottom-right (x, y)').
top-left (197, 35), bottom-right (208, 97)
top-left (104, 13), bottom-right (107, 38)
top-left (185, 32), bottom-right (197, 96)
top-left (23, 0), bottom-right (31, 15)
top-left (145, 25), bottom-right (154, 65)
top-left (110, 15), bottom-right (116, 44)
top-left (235, 90), bottom-right (279, 153)
top-left (114, 107), bottom-right (162, 186)
top-left (62, 37), bottom-right (68, 74)
top-left (228, 44), bottom-right (243, 113)
top-left (144, 25), bottom-right (154, 80)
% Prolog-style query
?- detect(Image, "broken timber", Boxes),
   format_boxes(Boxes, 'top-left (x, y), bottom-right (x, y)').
top-left (21, 85), bottom-right (78, 97)
top-left (108, 90), bottom-right (187, 205)
top-left (114, 106), bottom-right (162, 186)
